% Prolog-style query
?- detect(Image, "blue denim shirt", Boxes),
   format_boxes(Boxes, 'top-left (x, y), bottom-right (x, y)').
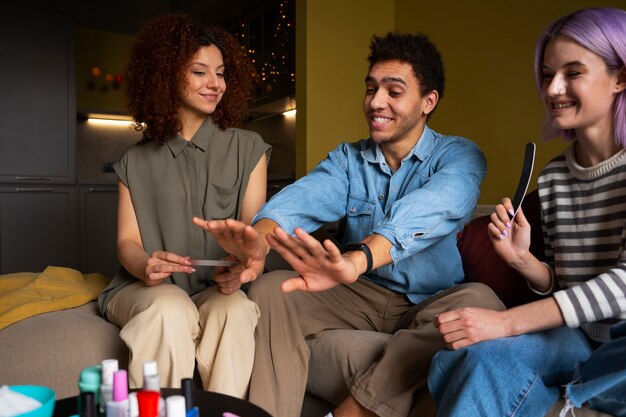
top-left (254, 126), bottom-right (486, 303)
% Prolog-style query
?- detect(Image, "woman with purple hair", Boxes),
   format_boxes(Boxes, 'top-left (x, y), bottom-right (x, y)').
top-left (428, 8), bottom-right (626, 417)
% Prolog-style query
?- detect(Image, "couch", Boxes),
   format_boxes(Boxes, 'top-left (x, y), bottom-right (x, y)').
top-left (0, 191), bottom-right (613, 417)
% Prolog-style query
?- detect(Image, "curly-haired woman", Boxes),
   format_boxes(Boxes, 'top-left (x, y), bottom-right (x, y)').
top-left (97, 13), bottom-right (270, 398)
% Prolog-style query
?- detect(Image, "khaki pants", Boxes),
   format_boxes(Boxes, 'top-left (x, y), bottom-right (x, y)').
top-left (106, 282), bottom-right (259, 398)
top-left (247, 271), bottom-right (505, 417)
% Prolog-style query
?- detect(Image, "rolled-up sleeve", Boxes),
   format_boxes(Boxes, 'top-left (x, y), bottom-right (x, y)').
top-left (253, 144), bottom-right (351, 233)
top-left (373, 139), bottom-right (486, 263)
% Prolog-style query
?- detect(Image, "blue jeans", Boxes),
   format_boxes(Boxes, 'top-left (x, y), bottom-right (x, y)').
top-left (567, 322), bottom-right (626, 416)
top-left (428, 325), bottom-right (626, 417)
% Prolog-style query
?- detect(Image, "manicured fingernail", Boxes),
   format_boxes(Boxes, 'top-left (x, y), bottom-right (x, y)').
top-left (505, 222), bottom-right (512, 228)
top-left (502, 229), bottom-right (509, 237)
top-left (498, 233), bottom-right (505, 240)
top-left (508, 208), bottom-right (514, 216)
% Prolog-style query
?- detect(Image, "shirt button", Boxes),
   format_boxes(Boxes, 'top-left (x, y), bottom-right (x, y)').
top-left (350, 207), bottom-right (356, 213)
top-left (379, 194), bottom-right (385, 200)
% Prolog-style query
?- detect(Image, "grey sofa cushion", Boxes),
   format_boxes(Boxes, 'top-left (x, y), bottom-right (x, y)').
top-left (0, 301), bottom-right (126, 399)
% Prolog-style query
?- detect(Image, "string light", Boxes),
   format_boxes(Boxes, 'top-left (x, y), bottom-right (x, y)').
top-left (233, 0), bottom-right (294, 99)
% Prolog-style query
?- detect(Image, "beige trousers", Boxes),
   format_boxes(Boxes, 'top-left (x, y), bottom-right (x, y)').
top-left (247, 271), bottom-right (505, 417)
top-left (106, 282), bottom-right (259, 399)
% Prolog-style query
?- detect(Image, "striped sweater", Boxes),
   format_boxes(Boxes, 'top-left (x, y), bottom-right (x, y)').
top-left (538, 144), bottom-right (626, 342)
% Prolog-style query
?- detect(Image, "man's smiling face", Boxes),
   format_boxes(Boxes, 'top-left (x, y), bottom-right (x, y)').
top-left (363, 59), bottom-right (432, 146)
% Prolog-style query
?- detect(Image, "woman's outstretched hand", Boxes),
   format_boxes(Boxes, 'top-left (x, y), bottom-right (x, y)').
top-left (193, 217), bottom-right (267, 288)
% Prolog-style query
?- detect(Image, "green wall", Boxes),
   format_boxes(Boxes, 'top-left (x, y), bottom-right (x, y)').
top-left (395, 0), bottom-right (626, 203)
top-left (296, 0), bottom-right (395, 176)
top-left (298, 0), bottom-right (626, 203)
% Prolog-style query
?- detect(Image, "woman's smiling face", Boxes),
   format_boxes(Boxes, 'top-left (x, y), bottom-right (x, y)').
top-left (541, 36), bottom-right (623, 137)
top-left (179, 44), bottom-right (226, 120)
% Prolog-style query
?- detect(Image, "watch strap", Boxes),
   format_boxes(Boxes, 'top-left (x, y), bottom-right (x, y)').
top-left (344, 242), bottom-right (373, 274)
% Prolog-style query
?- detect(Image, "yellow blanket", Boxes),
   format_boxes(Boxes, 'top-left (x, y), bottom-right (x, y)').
top-left (0, 266), bottom-right (109, 330)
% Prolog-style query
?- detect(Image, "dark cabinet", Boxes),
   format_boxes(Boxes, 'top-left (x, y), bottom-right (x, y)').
top-left (0, 186), bottom-right (79, 273)
top-left (0, 3), bottom-right (78, 275)
top-left (0, 185), bottom-right (121, 276)
top-left (0, 2), bottom-right (75, 183)
top-left (80, 186), bottom-right (119, 277)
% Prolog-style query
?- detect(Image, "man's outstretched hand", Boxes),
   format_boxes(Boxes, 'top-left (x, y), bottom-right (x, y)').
top-left (267, 227), bottom-right (360, 292)
top-left (192, 217), bottom-right (267, 286)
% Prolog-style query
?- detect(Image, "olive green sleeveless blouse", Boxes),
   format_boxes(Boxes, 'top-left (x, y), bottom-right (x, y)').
top-left (98, 117), bottom-right (270, 316)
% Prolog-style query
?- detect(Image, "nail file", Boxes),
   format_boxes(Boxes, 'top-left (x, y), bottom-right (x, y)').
top-left (510, 142), bottom-right (536, 219)
top-left (189, 259), bottom-right (238, 267)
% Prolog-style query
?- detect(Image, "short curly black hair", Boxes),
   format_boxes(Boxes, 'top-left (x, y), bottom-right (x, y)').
top-left (368, 32), bottom-right (445, 101)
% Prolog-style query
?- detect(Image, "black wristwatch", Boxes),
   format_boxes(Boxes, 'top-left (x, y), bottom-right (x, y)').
top-left (344, 242), bottom-right (373, 274)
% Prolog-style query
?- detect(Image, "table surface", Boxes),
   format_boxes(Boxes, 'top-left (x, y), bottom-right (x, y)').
top-left (52, 388), bottom-right (272, 417)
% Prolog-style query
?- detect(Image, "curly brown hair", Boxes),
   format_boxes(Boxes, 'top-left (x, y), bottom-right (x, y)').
top-left (124, 13), bottom-right (256, 144)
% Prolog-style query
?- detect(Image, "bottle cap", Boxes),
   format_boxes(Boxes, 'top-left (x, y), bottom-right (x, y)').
top-left (137, 390), bottom-right (160, 417)
top-left (78, 365), bottom-right (102, 408)
top-left (101, 359), bottom-right (119, 386)
top-left (113, 369), bottom-right (128, 402)
top-left (143, 360), bottom-right (158, 377)
top-left (165, 395), bottom-right (186, 417)
top-left (181, 378), bottom-right (194, 410)
top-left (79, 365), bottom-right (102, 386)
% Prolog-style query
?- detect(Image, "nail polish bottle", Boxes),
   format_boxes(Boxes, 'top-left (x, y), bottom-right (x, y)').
top-left (78, 365), bottom-right (102, 412)
top-left (165, 395), bottom-right (186, 417)
top-left (106, 369), bottom-right (129, 417)
top-left (142, 361), bottom-right (160, 392)
top-left (181, 378), bottom-right (199, 417)
top-left (100, 359), bottom-right (119, 416)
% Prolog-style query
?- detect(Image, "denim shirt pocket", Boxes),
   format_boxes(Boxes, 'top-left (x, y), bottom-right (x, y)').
top-left (345, 195), bottom-right (376, 234)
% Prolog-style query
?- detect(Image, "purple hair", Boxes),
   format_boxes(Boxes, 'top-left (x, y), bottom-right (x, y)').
top-left (534, 8), bottom-right (626, 146)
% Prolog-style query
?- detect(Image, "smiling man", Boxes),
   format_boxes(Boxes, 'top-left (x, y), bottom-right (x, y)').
top-left (195, 32), bottom-right (504, 417)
